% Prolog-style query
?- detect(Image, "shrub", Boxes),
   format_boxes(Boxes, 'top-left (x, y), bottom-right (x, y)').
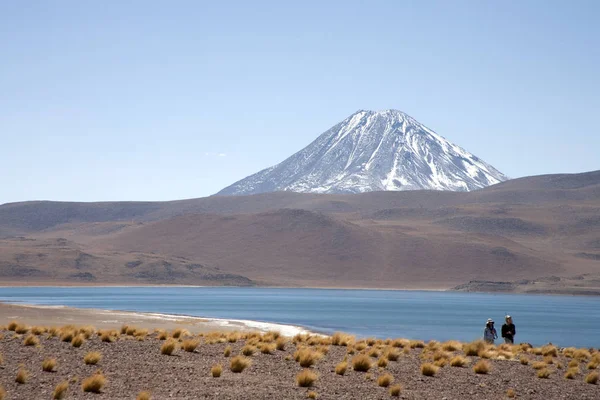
top-left (84, 351), bottom-right (102, 365)
top-left (434, 359), bottom-right (447, 368)
top-left (171, 328), bottom-right (188, 339)
top-left (421, 363), bottom-right (439, 376)
top-left (60, 329), bottom-right (76, 343)
top-left (389, 384), bottom-right (402, 397)
top-left (506, 388), bottom-right (516, 398)
top-left (563, 347), bottom-right (576, 358)
top-left (520, 356), bottom-right (529, 365)
top-left (260, 343), bottom-right (276, 355)
top-left (332, 332), bottom-right (355, 346)
top-left (224, 345), bottom-right (232, 357)
top-left (126, 326), bottom-right (137, 336)
top-left (574, 349), bottom-right (591, 360)
top-left (433, 351), bottom-right (451, 361)
top-left (296, 369), bottom-right (318, 387)
top-left (211, 364), bottom-right (223, 377)
top-left (82, 373), bottom-right (106, 393)
top-left (564, 368), bottom-right (579, 379)
top-left (377, 357), bottom-right (389, 368)
top-left (385, 348), bottom-right (400, 361)
top-left (463, 340), bottom-right (485, 357)
top-left (7, 321), bottom-right (18, 331)
top-left (80, 326), bottom-right (96, 339)
top-left (542, 345), bottom-right (558, 357)
top-left (52, 381), bottom-right (69, 399)
top-left (450, 355), bottom-right (468, 367)
top-left (120, 325), bottom-right (129, 334)
top-left (161, 339), bottom-right (178, 355)
top-left (352, 354), bottom-right (373, 372)
top-left (23, 335), bottom-right (39, 346)
top-left (276, 337), bottom-right (287, 351)
top-left (568, 359), bottom-right (580, 368)
top-left (182, 339), bottom-right (200, 352)
top-left (31, 326), bottom-right (47, 335)
top-left (297, 349), bottom-right (323, 368)
top-left (473, 360), bottom-right (490, 374)
top-left (15, 323), bottom-right (29, 334)
top-left (335, 361), bottom-right (348, 375)
top-left (532, 361), bottom-right (546, 370)
top-left (230, 356), bottom-right (251, 373)
top-left (368, 347), bottom-right (381, 358)
top-left (377, 373), bottom-right (394, 387)
top-left (392, 338), bottom-right (409, 348)
top-left (586, 371), bottom-right (599, 384)
top-left (537, 368), bottom-right (550, 379)
top-left (410, 340), bottom-right (425, 349)
top-left (307, 391), bottom-right (318, 399)
top-left (137, 392), bottom-right (152, 400)
top-left (15, 368), bottom-right (29, 384)
top-left (100, 331), bottom-right (116, 343)
top-left (72, 335), bottom-right (85, 348)
top-left (587, 360), bottom-right (599, 370)
top-left (442, 341), bottom-right (463, 352)
top-left (241, 345), bottom-right (255, 356)
top-left (43, 358), bottom-right (57, 372)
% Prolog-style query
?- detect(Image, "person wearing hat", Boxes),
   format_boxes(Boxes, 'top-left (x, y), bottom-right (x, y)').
top-left (483, 318), bottom-right (498, 344)
top-left (501, 315), bottom-right (516, 344)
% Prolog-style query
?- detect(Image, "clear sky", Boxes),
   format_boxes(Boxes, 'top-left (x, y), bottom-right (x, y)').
top-left (1, 0), bottom-right (598, 204)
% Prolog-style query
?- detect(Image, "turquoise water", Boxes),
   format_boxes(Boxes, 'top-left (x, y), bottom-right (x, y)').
top-left (0, 287), bottom-right (598, 348)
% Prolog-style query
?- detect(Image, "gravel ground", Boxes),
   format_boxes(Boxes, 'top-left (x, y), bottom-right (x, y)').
top-left (0, 329), bottom-right (598, 400)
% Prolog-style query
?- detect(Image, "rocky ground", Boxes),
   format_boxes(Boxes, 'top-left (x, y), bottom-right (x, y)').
top-left (0, 325), bottom-right (598, 399)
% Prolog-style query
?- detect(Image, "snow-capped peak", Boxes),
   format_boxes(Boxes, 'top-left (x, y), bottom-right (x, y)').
top-left (217, 109), bottom-right (507, 196)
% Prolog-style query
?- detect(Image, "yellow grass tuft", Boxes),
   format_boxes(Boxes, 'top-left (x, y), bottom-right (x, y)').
top-left (563, 347), bottom-right (576, 358)
top-left (520, 356), bottom-right (529, 365)
top-left (161, 339), bottom-right (178, 355)
top-left (463, 340), bottom-right (486, 357)
top-left (537, 368), bottom-right (551, 379)
top-left (7, 321), bottom-right (18, 331)
top-left (532, 361), bottom-right (546, 370)
top-left (568, 359), bottom-right (580, 368)
top-left (0, 386), bottom-right (4, 400)
top-left (84, 351), bottom-right (102, 365)
top-left (385, 348), bottom-right (401, 361)
top-left (100, 331), bottom-right (116, 343)
top-left (182, 339), bottom-right (200, 352)
top-left (565, 368), bottom-right (578, 379)
top-left (377, 356), bottom-right (389, 368)
top-left (450, 355), bottom-right (469, 367)
top-left (211, 364), bottom-right (223, 377)
top-left (331, 332), bottom-right (355, 346)
top-left (368, 347), bottom-right (381, 358)
top-left (23, 334), bottom-right (39, 346)
top-left (43, 358), bottom-right (57, 372)
top-left (307, 391), bottom-right (318, 399)
top-left (136, 391), bottom-right (152, 400)
top-left (506, 388), bottom-right (516, 398)
top-left (585, 371), bottom-right (599, 384)
top-left (355, 341), bottom-right (367, 351)
top-left (31, 326), bottom-right (47, 335)
top-left (410, 340), bottom-right (425, 349)
top-left (296, 348), bottom-right (323, 368)
top-left (377, 373), bottom-right (394, 387)
top-left (126, 326), bottom-right (137, 336)
top-left (52, 381), bottom-right (69, 399)
top-left (276, 337), bottom-right (287, 351)
top-left (392, 338), bottom-right (409, 348)
top-left (421, 363), bottom-right (439, 376)
top-left (260, 343), bottom-right (276, 355)
top-left (224, 345), bottom-right (232, 357)
top-left (15, 323), bottom-right (29, 334)
top-left (434, 358), bottom-right (447, 368)
top-left (82, 373), bottom-right (106, 393)
top-left (15, 367), bottom-right (29, 384)
top-left (71, 334), bottom-right (85, 348)
top-left (60, 329), bottom-right (76, 343)
top-left (574, 349), bottom-right (591, 360)
top-left (389, 384), bottom-right (402, 396)
top-left (542, 345), bottom-right (558, 357)
top-left (442, 340), bottom-right (463, 352)
top-left (296, 369), bottom-right (318, 387)
top-left (242, 345), bottom-right (256, 356)
top-left (473, 360), bottom-right (491, 374)
top-left (120, 324), bottom-right (129, 334)
top-left (335, 361), bottom-right (348, 375)
top-left (171, 328), bottom-right (189, 339)
top-left (587, 360), bottom-right (599, 370)
top-left (352, 354), bottom-right (373, 372)
top-left (230, 355), bottom-right (251, 373)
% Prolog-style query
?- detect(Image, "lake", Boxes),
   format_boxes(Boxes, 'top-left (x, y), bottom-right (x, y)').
top-left (0, 286), bottom-right (598, 348)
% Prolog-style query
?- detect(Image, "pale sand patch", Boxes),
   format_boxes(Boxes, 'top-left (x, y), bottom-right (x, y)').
top-left (0, 302), bottom-right (311, 336)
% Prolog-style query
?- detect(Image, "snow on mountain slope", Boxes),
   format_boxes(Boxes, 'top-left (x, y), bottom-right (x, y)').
top-left (217, 110), bottom-right (507, 195)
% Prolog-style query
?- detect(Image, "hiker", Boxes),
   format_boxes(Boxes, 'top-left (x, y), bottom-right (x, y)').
top-left (502, 315), bottom-right (516, 344)
top-left (483, 318), bottom-right (498, 344)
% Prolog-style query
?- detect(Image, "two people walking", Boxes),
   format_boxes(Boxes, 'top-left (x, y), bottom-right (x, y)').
top-left (484, 315), bottom-right (516, 344)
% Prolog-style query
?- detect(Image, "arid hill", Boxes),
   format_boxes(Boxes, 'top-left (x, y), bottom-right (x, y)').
top-left (0, 170), bottom-right (599, 291)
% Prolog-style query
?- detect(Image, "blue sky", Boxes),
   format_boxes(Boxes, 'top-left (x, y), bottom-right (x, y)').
top-left (1, 0), bottom-right (598, 204)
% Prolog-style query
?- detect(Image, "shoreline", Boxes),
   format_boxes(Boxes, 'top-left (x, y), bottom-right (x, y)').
top-left (0, 302), bottom-right (314, 337)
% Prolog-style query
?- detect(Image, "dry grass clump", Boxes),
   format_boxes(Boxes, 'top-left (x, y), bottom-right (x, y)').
top-left (585, 371), bottom-right (599, 384)
top-left (160, 339), bottom-right (178, 355)
top-left (463, 340), bottom-right (486, 357)
top-left (15, 323), bottom-right (29, 334)
top-left (60, 329), bottom-right (76, 343)
top-left (296, 369), bottom-right (318, 387)
top-left (224, 345), bottom-right (232, 357)
top-left (80, 326), bottom-right (96, 339)
top-left (15, 368), bottom-right (29, 384)
top-left (52, 381), bottom-right (69, 399)
top-left (543, 355), bottom-right (554, 365)
top-left (568, 359), bottom-right (580, 368)
top-left (392, 338), bottom-right (409, 348)
top-left (99, 330), bottom-right (116, 343)
top-left (520, 356), bottom-right (529, 365)
top-left (542, 345), bottom-right (558, 357)
top-left (335, 361), bottom-right (348, 375)
top-left (433, 351), bottom-right (451, 362)
top-left (352, 354), bottom-right (373, 372)
top-left (473, 360), bottom-right (490, 374)
top-left (7, 321), bottom-right (19, 331)
top-left (182, 339), bottom-right (200, 352)
top-left (410, 340), bottom-right (425, 349)
top-left (532, 361), bottom-right (547, 370)
top-left (242, 345), bottom-right (256, 356)
top-left (171, 328), bottom-right (190, 339)
top-left (450, 355), bottom-right (469, 367)
top-left (331, 332), bottom-right (354, 346)
top-left (421, 363), bottom-right (439, 376)
top-left (31, 326), bottom-right (47, 335)
top-left (295, 348), bottom-right (323, 368)
top-left (211, 364), bottom-right (223, 378)
top-left (84, 351), bottom-right (102, 365)
top-left (434, 358), bottom-right (447, 368)
top-left (442, 340), bottom-right (463, 352)
top-left (574, 349), bottom-right (591, 360)
top-left (72, 334), bottom-right (85, 348)
top-left (276, 337), bottom-right (287, 351)
top-left (355, 341), bottom-right (367, 351)
top-left (506, 388), bottom-right (516, 398)
top-left (564, 368), bottom-right (579, 379)
top-left (82, 372), bottom-right (106, 393)
top-left (377, 373), bottom-right (394, 387)
top-left (23, 334), bottom-right (39, 346)
top-left (562, 347), bottom-right (576, 358)
top-left (389, 384), bottom-right (402, 397)
top-left (260, 343), bottom-right (276, 355)
top-left (537, 368), bottom-right (551, 379)
top-left (230, 356), bottom-right (251, 373)
top-left (385, 348), bottom-right (400, 362)
top-left (307, 391), bottom-right (318, 399)
top-left (136, 392), bottom-right (152, 400)
top-left (43, 358), bottom-right (57, 372)
top-left (587, 360), bottom-right (599, 370)
top-left (377, 357), bottom-right (389, 368)
top-left (368, 347), bottom-right (381, 358)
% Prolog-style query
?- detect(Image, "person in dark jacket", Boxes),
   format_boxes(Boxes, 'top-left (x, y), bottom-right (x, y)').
top-left (501, 315), bottom-right (516, 344)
